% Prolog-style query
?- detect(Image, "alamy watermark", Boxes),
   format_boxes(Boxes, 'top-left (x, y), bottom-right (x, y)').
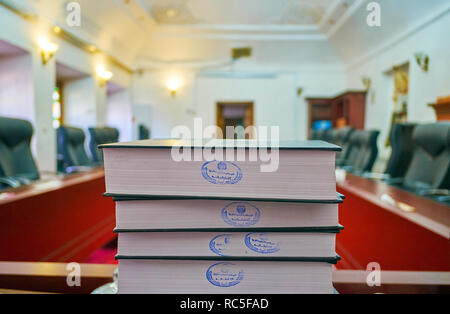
top-left (366, 262), bottom-right (381, 287)
top-left (66, 2), bottom-right (81, 27)
top-left (367, 2), bottom-right (381, 27)
top-left (66, 262), bottom-right (81, 287)
top-left (170, 118), bottom-right (280, 173)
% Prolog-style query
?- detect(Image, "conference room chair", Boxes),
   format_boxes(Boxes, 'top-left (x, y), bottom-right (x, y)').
top-left (57, 126), bottom-right (93, 174)
top-left (0, 116), bottom-right (40, 190)
top-left (341, 130), bottom-right (380, 174)
top-left (384, 123), bottom-right (417, 178)
top-left (389, 123), bottom-right (450, 200)
top-left (316, 129), bottom-right (330, 142)
top-left (88, 127), bottom-right (120, 163)
top-left (335, 127), bottom-right (355, 166)
top-left (139, 124), bottom-right (150, 140)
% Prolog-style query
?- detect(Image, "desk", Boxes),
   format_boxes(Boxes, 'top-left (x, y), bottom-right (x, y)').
top-left (0, 262), bottom-right (448, 294)
top-left (0, 170), bottom-right (115, 263)
top-left (337, 173), bottom-right (450, 271)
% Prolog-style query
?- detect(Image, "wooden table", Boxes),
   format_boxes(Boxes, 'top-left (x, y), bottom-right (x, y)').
top-left (0, 262), bottom-right (116, 294)
top-left (336, 173), bottom-right (450, 271)
top-left (0, 169), bottom-right (116, 263)
top-left (0, 262), bottom-right (448, 294)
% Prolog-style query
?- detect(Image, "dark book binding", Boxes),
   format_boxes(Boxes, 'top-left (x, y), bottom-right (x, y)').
top-left (100, 139), bottom-right (342, 152)
top-left (114, 225), bottom-right (344, 234)
top-left (115, 255), bottom-right (342, 265)
top-left (104, 193), bottom-right (345, 204)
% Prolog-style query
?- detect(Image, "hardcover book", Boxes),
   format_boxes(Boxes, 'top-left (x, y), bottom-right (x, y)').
top-left (118, 259), bottom-right (335, 294)
top-left (117, 231), bottom-right (338, 258)
top-left (114, 199), bottom-right (341, 231)
top-left (101, 139), bottom-right (340, 201)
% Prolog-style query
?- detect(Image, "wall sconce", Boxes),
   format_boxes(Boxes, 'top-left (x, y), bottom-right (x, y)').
top-left (38, 36), bottom-right (59, 65)
top-left (414, 52), bottom-right (429, 72)
top-left (96, 66), bottom-right (113, 86)
top-left (362, 76), bottom-right (372, 91)
top-left (297, 87), bottom-right (304, 97)
top-left (166, 77), bottom-right (182, 97)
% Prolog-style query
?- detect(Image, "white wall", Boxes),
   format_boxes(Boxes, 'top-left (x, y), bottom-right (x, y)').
top-left (345, 10), bottom-right (450, 157)
top-left (106, 90), bottom-right (133, 142)
top-left (195, 73), bottom-right (297, 140)
top-left (132, 68), bottom-right (346, 141)
top-left (0, 53), bottom-right (34, 121)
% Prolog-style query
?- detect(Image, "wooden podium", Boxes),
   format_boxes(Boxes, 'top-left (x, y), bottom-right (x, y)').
top-left (429, 95), bottom-right (450, 121)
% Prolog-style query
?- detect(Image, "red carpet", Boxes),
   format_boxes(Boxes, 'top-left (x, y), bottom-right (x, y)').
top-left (84, 237), bottom-right (118, 264)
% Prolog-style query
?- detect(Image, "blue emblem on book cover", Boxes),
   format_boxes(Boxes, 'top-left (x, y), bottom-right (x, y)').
top-left (209, 234), bottom-right (233, 256)
top-left (245, 232), bottom-right (280, 254)
top-left (221, 202), bottom-right (261, 226)
top-left (201, 161), bottom-right (243, 185)
top-left (206, 262), bottom-right (244, 287)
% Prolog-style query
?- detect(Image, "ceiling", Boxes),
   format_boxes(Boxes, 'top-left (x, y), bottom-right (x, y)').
top-left (8, 0), bottom-right (450, 70)
top-left (143, 0), bottom-right (335, 25)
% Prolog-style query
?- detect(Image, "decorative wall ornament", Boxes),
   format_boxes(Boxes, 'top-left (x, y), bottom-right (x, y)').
top-left (414, 52), bottom-right (429, 72)
top-left (38, 36), bottom-right (59, 65)
top-left (361, 77), bottom-right (371, 91)
top-left (392, 66), bottom-right (409, 102)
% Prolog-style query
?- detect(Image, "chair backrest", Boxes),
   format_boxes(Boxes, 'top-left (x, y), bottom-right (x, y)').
top-left (385, 123), bottom-right (417, 178)
top-left (88, 127), bottom-right (120, 162)
top-left (57, 126), bottom-right (92, 171)
top-left (0, 116), bottom-right (40, 181)
top-left (139, 125), bottom-right (150, 140)
top-left (328, 129), bottom-right (340, 145)
top-left (335, 127), bottom-right (355, 163)
top-left (403, 123), bottom-right (450, 190)
top-left (353, 130), bottom-right (380, 172)
top-left (316, 129), bottom-right (330, 142)
top-left (343, 131), bottom-right (362, 168)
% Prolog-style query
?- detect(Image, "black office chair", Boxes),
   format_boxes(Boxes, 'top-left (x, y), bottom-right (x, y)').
top-left (316, 129), bottom-right (330, 142)
top-left (335, 127), bottom-right (355, 166)
top-left (57, 126), bottom-right (93, 173)
top-left (0, 116), bottom-right (40, 189)
top-left (391, 123), bottom-right (450, 199)
top-left (341, 131), bottom-right (362, 170)
top-left (328, 129), bottom-right (340, 145)
top-left (89, 127), bottom-right (120, 163)
top-left (384, 123), bottom-right (417, 178)
top-left (139, 124), bottom-right (150, 140)
top-left (342, 130), bottom-right (379, 173)
top-left (353, 130), bottom-right (380, 173)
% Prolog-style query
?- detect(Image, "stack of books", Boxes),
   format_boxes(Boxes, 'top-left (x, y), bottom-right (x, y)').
top-left (102, 140), bottom-right (343, 294)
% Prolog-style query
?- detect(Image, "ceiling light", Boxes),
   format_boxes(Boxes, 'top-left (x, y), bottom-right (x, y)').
top-left (37, 36), bottom-right (59, 65)
top-left (166, 77), bottom-right (182, 97)
top-left (97, 65), bottom-right (113, 86)
top-left (166, 9), bottom-right (178, 18)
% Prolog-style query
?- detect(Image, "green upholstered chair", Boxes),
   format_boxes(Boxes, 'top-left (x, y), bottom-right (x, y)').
top-left (57, 126), bottom-right (93, 173)
top-left (0, 116), bottom-right (40, 189)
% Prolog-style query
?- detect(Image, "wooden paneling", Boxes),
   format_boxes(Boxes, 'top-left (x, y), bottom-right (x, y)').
top-left (336, 173), bottom-right (450, 272)
top-left (307, 91), bottom-right (367, 137)
top-left (0, 170), bottom-right (116, 263)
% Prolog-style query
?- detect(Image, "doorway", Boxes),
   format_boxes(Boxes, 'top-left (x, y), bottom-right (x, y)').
top-left (216, 102), bottom-right (254, 139)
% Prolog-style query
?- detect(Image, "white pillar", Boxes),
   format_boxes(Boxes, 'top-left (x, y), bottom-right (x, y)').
top-left (31, 49), bottom-right (57, 173)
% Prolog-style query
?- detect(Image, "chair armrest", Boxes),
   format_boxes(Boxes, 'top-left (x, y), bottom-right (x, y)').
top-left (362, 172), bottom-right (391, 180)
top-left (417, 189), bottom-right (450, 197)
top-left (10, 176), bottom-right (32, 185)
top-left (435, 195), bottom-right (450, 203)
top-left (384, 177), bottom-right (404, 185)
top-left (65, 166), bottom-right (93, 174)
top-left (0, 177), bottom-right (22, 188)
